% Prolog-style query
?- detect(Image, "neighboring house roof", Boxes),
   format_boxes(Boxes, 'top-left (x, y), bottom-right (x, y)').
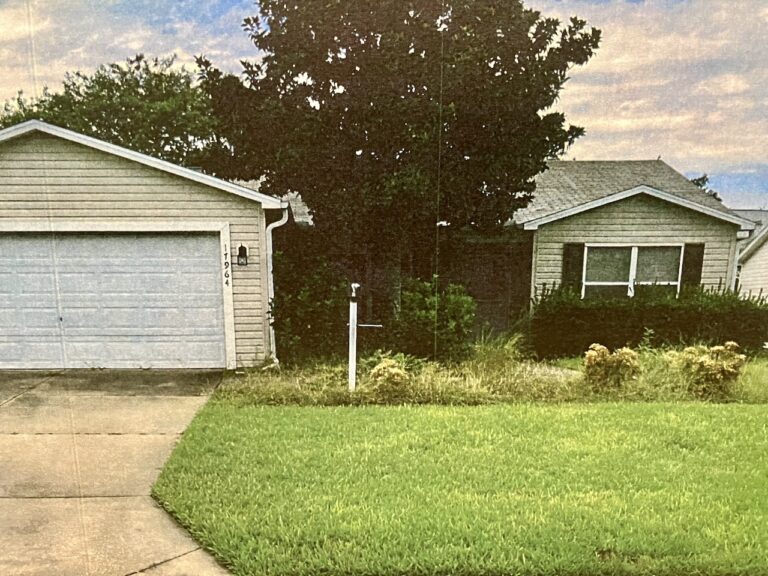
top-left (0, 120), bottom-right (285, 209)
top-left (735, 209), bottom-right (768, 263)
top-left (514, 160), bottom-right (754, 231)
top-left (236, 180), bottom-right (313, 226)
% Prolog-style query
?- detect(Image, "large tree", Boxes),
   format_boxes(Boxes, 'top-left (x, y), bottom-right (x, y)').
top-left (200, 0), bottom-right (600, 278)
top-left (1, 54), bottom-right (220, 167)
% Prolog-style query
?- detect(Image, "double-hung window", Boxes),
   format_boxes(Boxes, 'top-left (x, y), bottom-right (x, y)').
top-left (581, 244), bottom-right (684, 299)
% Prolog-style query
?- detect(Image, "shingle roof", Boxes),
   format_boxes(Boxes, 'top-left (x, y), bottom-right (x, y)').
top-left (734, 209), bottom-right (768, 261)
top-left (514, 160), bottom-right (736, 225)
top-left (734, 209), bottom-right (768, 239)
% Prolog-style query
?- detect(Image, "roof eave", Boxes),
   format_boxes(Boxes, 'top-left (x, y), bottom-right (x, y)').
top-left (739, 226), bottom-right (768, 263)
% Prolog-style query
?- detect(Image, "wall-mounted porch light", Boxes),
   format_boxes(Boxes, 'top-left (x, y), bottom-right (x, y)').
top-left (237, 244), bottom-right (248, 266)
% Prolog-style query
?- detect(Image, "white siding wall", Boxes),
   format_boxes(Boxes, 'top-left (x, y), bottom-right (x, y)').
top-left (532, 194), bottom-right (739, 296)
top-left (0, 133), bottom-right (270, 367)
top-left (739, 243), bottom-right (768, 297)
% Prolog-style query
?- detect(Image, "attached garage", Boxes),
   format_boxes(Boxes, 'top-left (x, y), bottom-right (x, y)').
top-left (0, 121), bottom-right (287, 370)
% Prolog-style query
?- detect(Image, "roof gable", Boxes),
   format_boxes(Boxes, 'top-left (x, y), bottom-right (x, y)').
top-left (0, 120), bottom-right (284, 209)
top-left (737, 209), bottom-right (768, 263)
top-left (521, 184), bottom-right (756, 231)
top-left (515, 160), bottom-right (751, 230)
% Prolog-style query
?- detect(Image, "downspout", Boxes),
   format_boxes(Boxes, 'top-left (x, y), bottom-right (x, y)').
top-left (265, 201), bottom-right (290, 362)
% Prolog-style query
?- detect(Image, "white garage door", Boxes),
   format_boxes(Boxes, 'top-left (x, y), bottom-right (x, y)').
top-left (0, 233), bottom-right (226, 369)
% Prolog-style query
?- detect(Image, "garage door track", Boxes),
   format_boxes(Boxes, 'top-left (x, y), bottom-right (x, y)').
top-left (0, 371), bottom-right (230, 576)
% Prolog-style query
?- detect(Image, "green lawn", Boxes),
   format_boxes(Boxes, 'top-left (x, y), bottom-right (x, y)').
top-left (154, 402), bottom-right (768, 576)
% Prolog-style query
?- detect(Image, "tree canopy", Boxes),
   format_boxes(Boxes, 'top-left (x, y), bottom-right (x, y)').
top-left (1, 54), bottom-right (219, 167)
top-left (200, 0), bottom-right (600, 269)
top-left (690, 174), bottom-right (722, 202)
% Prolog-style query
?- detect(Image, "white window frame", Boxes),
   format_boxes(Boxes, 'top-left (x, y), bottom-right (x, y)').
top-left (581, 243), bottom-right (685, 299)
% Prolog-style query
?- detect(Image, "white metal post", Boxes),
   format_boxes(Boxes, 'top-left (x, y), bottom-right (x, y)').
top-left (348, 283), bottom-right (360, 392)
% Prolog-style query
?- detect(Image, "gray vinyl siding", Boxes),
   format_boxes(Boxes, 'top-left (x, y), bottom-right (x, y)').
top-left (532, 194), bottom-right (739, 297)
top-left (739, 244), bottom-right (768, 296)
top-left (0, 132), bottom-right (269, 367)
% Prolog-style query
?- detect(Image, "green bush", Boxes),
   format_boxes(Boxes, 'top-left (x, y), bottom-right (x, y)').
top-left (670, 341), bottom-right (747, 400)
top-left (531, 287), bottom-right (768, 358)
top-left (389, 277), bottom-right (476, 361)
top-left (583, 344), bottom-right (640, 391)
top-left (270, 251), bottom-right (349, 364)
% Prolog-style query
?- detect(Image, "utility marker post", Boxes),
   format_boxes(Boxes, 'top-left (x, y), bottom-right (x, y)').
top-left (348, 283), bottom-right (361, 392)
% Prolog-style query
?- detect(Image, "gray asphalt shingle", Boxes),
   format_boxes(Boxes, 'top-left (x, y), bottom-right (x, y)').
top-left (514, 159), bottom-right (733, 224)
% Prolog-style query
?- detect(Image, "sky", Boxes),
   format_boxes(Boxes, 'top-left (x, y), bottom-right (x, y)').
top-left (0, 0), bottom-right (766, 208)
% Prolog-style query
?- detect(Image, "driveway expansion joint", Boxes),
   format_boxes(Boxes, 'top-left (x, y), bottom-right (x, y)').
top-left (0, 375), bottom-right (51, 407)
top-left (0, 373), bottom-right (227, 575)
top-left (124, 546), bottom-right (201, 575)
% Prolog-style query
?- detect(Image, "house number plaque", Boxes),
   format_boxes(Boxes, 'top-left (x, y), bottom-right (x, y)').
top-left (223, 243), bottom-right (231, 286)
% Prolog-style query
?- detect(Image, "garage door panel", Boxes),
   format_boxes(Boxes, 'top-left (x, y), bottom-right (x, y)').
top-left (0, 272), bottom-right (56, 295)
top-left (59, 304), bottom-right (223, 330)
top-left (0, 233), bottom-right (227, 369)
top-left (0, 340), bottom-right (63, 366)
top-left (64, 340), bottom-right (224, 369)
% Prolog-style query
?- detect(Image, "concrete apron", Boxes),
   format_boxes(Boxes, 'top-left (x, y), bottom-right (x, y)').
top-left (0, 371), bottom-right (230, 576)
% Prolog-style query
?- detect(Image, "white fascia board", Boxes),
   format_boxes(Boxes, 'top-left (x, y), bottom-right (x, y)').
top-left (739, 226), bottom-right (768, 263)
top-left (521, 185), bottom-right (757, 231)
top-left (0, 120), bottom-right (285, 209)
top-left (0, 219), bottom-right (230, 232)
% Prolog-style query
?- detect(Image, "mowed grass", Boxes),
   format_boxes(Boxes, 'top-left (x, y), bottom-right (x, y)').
top-left (154, 402), bottom-right (768, 576)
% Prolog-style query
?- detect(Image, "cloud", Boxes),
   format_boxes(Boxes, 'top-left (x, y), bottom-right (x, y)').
top-left (529, 0), bottom-right (768, 179)
top-left (0, 0), bottom-right (765, 204)
top-left (0, 0), bottom-right (257, 102)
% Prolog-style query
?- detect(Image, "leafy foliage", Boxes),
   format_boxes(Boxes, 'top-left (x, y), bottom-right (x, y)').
top-left (390, 277), bottom-right (477, 361)
top-left (269, 248), bottom-right (349, 364)
top-left (689, 173), bottom-right (722, 202)
top-left (1, 54), bottom-right (220, 166)
top-left (199, 1), bottom-right (600, 278)
top-left (531, 287), bottom-right (768, 358)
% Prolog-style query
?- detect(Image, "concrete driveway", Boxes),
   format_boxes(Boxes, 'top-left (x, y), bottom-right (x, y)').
top-left (0, 371), bottom-right (230, 576)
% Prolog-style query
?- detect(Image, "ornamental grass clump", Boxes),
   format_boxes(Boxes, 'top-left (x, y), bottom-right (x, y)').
top-left (584, 344), bottom-right (640, 391)
top-left (368, 357), bottom-right (412, 402)
top-left (671, 341), bottom-right (746, 400)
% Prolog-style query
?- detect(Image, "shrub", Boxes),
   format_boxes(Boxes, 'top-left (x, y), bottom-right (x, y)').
top-left (270, 251), bottom-right (349, 364)
top-left (583, 344), bottom-right (641, 391)
top-left (670, 341), bottom-right (747, 400)
top-left (531, 287), bottom-right (768, 358)
top-left (368, 358), bottom-right (412, 403)
top-left (389, 277), bottom-right (476, 361)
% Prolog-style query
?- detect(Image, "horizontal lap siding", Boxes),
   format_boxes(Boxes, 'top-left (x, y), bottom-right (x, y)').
top-left (533, 194), bottom-right (739, 295)
top-left (0, 133), bottom-right (269, 367)
top-left (739, 244), bottom-right (768, 297)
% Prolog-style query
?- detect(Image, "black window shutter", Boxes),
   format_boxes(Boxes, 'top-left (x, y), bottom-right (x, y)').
top-left (681, 243), bottom-right (705, 289)
top-left (561, 243), bottom-right (585, 291)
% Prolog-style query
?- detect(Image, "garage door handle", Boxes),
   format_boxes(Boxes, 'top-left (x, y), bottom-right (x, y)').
top-left (59, 317), bottom-right (63, 322)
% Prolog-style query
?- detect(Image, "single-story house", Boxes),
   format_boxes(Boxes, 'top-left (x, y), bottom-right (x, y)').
top-left (449, 160), bottom-right (757, 329)
top-left (514, 160), bottom-right (756, 302)
top-left (258, 160), bottom-right (757, 331)
top-left (0, 120), bottom-right (288, 370)
top-left (734, 209), bottom-right (768, 297)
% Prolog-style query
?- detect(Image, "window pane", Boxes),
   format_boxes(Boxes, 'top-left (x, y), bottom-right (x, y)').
top-left (584, 285), bottom-right (630, 300)
top-left (585, 247), bottom-right (632, 282)
top-left (636, 246), bottom-right (681, 283)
